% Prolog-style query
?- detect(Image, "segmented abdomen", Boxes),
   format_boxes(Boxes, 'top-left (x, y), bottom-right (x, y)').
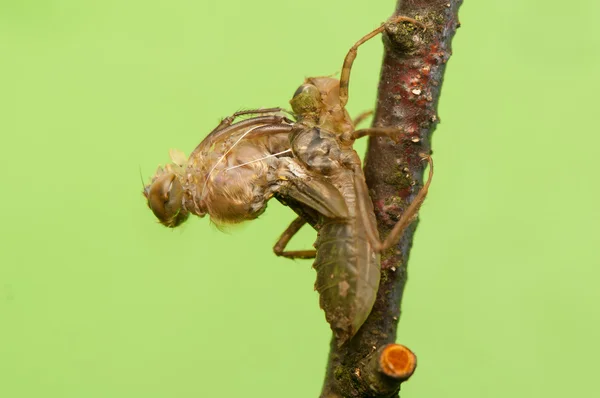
top-left (313, 182), bottom-right (380, 344)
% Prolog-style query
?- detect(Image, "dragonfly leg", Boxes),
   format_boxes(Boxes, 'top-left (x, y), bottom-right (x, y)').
top-left (273, 217), bottom-right (316, 259)
top-left (353, 155), bottom-right (433, 253)
top-left (339, 16), bottom-right (426, 108)
top-left (352, 110), bottom-right (373, 127)
top-left (211, 108), bottom-right (287, 133)
top-left (189, 117), bottom-right (293, 160)
top-left (352, 127), bottom-right (421, 142)
top-left (378, 155), bottom-right (433, 253)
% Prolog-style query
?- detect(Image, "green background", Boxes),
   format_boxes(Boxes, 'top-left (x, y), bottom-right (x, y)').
top-left (1, 1), bottom-right (598, 397)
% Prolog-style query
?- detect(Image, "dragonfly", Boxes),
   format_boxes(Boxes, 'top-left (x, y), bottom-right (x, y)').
top-left (143, 109), bottom-right (344, 228)
top-left (143, 15), bottom-right (432, 345)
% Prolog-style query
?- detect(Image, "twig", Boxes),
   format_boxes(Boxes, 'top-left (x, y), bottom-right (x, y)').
top-left (320, 1), bottom-right (462, 397)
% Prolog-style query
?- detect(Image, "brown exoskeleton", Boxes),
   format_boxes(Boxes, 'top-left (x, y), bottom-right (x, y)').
top-left (143, 16), bottom-right (432, 345)
top-left (271, 16), bottom-right (432, 344)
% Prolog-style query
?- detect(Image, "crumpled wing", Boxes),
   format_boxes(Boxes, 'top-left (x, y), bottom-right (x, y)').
top-left (275, 158), bottom-right (349, 220)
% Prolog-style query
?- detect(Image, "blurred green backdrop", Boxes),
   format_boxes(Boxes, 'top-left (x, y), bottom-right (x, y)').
top-left (1, 1), bottom-right (599, 397)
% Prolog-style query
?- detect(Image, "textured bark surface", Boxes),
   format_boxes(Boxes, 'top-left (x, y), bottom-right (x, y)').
top-left (320, 1), bottom-right (463, 397)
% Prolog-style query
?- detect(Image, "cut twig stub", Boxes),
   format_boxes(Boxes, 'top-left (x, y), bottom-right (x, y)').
top-left (355, 343), bottom-right (417, 396)
top-left (379, 343), bottom-right (417, 381)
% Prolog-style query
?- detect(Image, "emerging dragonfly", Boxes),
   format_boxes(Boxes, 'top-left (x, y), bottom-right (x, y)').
top-left (143, 16), bottom-right (432, 344)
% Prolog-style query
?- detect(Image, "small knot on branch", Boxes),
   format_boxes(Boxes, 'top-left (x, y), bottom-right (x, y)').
top-left (383, 16), bottom-right (427, 56)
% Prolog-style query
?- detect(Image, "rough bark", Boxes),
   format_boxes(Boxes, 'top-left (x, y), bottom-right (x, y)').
top-left (320, 1), bottom-right (463, 397)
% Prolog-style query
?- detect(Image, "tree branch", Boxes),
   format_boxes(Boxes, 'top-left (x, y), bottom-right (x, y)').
top-left (320, 1), bottom-right (462, 397)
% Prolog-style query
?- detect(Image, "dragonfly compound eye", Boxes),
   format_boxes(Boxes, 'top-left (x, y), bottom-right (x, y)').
top-left (290, 84), bottom-right (322, 117)
top-left (145, 172), bottom-right (189, 228)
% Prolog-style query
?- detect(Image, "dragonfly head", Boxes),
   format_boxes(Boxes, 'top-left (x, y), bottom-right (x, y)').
top-left (305, 77), bottom-right (342, 112)
top-left (143, 169), bottom-right (189, 228)
top-left (290, 83), bottom-right (323, 121)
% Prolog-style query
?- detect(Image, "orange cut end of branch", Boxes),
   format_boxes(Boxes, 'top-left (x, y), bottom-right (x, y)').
top-left (379, 344), bottom-right (417, 380)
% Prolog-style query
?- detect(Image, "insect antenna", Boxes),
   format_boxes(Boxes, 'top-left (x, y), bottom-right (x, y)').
top-left (139, 166), bottom-right (148, 195)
